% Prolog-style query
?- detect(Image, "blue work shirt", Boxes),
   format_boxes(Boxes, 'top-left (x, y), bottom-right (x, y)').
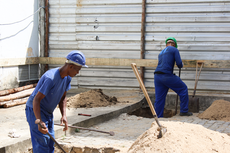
top-left (26, 68), bottom-right (71, 115)
top-left (155, 46), bottom-right (183, 74)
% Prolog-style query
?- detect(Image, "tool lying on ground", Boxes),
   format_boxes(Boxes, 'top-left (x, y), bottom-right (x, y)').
top-left (189, 62), bottom-right (204, 113)
top-left (175, 68), bottom-right (181, 115)
top-left (131, 63), bottom-right (167, 138)
top-left (78, 113), bottom-right (91, 117)
top-left (35, 119), bottom-right (67, 153)
top-left (54, 123), bottom-right (115, 136)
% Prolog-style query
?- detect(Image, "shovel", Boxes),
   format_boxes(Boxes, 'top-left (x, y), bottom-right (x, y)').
top-left (131, 63), bottom-right (167, 138)
top-left (188, 62), bottom-right (204, 113)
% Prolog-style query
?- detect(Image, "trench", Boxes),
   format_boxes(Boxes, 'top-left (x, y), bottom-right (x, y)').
top-left (54, 146), bottom-right (120, 153)
top-left (127, 106), bottom-right (176, 118)
top-left (128, 107), bottom-right (154, 118)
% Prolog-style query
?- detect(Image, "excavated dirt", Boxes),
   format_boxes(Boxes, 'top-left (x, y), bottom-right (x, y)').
top-left (66, 89), bottom-right (120, 108)
top-left (198, 99), bottom-right (230, 122)
top-left (128, 121), bottom-right (230, 153)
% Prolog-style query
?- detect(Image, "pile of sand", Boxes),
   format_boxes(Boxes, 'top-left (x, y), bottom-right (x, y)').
top-left (128, 121), bottom-right (230, 153)
top-left (67, 89), bottom-right (118, 108)
top-left (198, 99), bottom-right (230, 122)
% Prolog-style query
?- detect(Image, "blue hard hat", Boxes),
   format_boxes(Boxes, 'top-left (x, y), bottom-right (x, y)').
top-left (66, 50), bottom-right (88, 68)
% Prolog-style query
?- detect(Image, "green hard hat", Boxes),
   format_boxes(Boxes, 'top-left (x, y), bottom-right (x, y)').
top-left (165, 37), bottom-right (178, 48)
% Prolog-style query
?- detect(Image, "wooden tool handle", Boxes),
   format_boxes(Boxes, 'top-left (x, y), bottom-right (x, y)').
top-left (131, 63), bottom-right (157, 117)
top-left (131, 63), bottom-right (166, 137)
top-left (193, 62), bottom-right (204, 97)
top-left (78, 113), bottom-right (91, 116)
top-left (54, 123), bottom-right (115, 136)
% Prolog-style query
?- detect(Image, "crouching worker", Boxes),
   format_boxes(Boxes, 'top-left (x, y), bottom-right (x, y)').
top-left (154, 37), bottom-right (193, 118)
top-left (25, 51), bottom-right (88, 153)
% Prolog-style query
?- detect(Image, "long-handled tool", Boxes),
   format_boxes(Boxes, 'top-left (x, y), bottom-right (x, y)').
top-left (175, 68), bottom-right (181, 115)
top-left (131, 63), bottom-right (167, 138)
top-left (54, 123), bottom-right (115, 136)
top-left (188, 62), bottom-right (204, 113)
top-left (35, 119), bottom-right (67, 153)
top-left (78, 113), bottom-right (91, 116)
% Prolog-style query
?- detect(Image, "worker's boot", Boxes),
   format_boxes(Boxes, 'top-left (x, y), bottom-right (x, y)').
top-left (179, 112), bottom-right (193, 116)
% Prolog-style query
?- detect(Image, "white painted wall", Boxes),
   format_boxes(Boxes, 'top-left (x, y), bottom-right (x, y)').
top-left (0, 0), bottom-right (39, 90)
top-left (0, 67), bottom-right (18, 90)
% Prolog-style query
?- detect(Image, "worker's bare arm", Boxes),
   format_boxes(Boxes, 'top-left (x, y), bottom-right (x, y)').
top-left (59, 91), bottom-right (68, 131)
top-left (33, 91), bottom-right (48, 134)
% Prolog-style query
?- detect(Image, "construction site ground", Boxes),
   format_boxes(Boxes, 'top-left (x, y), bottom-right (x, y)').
top-left (55, 113), bottom-right (230, 153)
top-left (0, 88), bottom-right (230, 153)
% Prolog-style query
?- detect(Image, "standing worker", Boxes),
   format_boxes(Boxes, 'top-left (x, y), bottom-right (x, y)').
top-left (154, 37), bottom-right (193, 117)
top-left (25, 51), bottom-right (88, 153)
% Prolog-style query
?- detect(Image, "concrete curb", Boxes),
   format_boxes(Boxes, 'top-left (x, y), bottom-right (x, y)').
top-left (0, 139), bottom-right (32, 153)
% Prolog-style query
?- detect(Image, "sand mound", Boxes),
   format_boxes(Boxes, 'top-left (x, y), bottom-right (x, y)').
top-left (67, 89), bottom-right (118, 108)
top-left (198, 99), bottom-right (230, 122)
top-left (128, 121), bottom-right (230, 153)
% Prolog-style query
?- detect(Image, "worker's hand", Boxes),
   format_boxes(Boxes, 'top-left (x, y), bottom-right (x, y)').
top-left (38, 121), bottom-right (48, 134)
top-left (60, 116), bottom-right (68, 131)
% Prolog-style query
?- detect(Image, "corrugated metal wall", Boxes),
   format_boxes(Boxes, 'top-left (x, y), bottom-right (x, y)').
top-left (48, 0), bottom-right (230, 92)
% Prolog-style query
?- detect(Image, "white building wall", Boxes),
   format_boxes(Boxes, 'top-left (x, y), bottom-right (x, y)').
top-left (0, 0), bottom-right (39, 90)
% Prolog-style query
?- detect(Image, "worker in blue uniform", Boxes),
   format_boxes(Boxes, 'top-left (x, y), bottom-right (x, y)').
top-left (154, 37), bottom-right (193, 117)
top-left (25, 51), bottom-right (88, 153)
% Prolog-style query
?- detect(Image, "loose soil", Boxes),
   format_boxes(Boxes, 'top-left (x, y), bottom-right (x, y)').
top-left (128, 121), bottom-right (230, 153)
top-left (67, 89), bottom-right (119, 108)
top-left (198, 99), bottom-right (230, 122)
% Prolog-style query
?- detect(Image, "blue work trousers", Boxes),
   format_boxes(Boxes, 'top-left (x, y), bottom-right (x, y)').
top-left (154, 73), bottom-right (189, 117)
top-left (25, 106), bottom-right (55, 153)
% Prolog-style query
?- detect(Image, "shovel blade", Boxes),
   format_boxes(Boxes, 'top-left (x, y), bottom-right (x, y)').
top-left (188, 97), bottom-right (199, 113)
